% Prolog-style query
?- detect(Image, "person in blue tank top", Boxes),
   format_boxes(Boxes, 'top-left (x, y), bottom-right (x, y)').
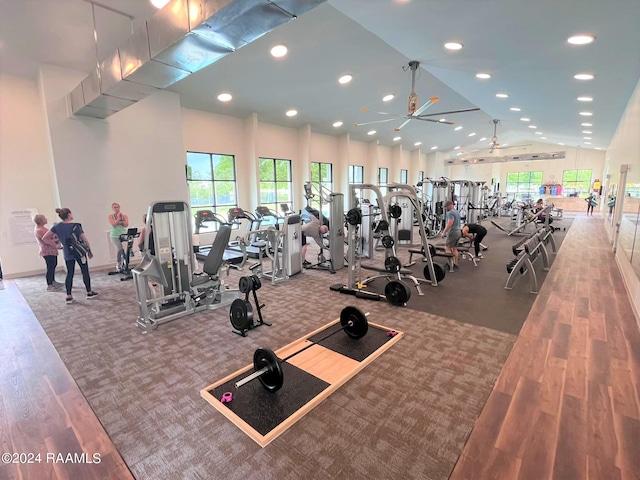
top-left (45, 208), bottom-right (98, 305)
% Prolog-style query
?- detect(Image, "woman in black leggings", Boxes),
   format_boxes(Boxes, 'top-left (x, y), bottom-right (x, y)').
top-left (461, 223), bottom-right (488, 258)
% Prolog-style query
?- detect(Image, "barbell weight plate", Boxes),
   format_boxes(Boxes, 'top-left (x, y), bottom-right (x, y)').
top-left (376, 220), bottom-right (389, 232)
top-left (251, 275), bottom-right (261, 291)
top-left (389, 204), bottom-right (402, 219)
top-left (385, 280), bottom-right (411, 306)
top-left (238, 276), bottom-right (253, 294)
top-left (339, 306), bottom-right (369, 339)
top-left (428, 244), bottom-right (436, 257)
top-left (423, 263), bottom-right (447, 282)
top-left (384, 255), bottom-right (401, 273)
top-left (230, 298), bottom-right (253, 331)
top-left (381, 235), bottom-right (395, 248)
top-left (254, 347), bottom-right (284, 392)
top-left (345, 208), bottom-right (362, 226)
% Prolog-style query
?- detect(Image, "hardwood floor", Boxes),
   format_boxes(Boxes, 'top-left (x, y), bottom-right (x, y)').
top-left (451, 215), bottom-right (640, 480)
top-left (0, 280), bottom-right (134, 480)
top-left (1, 214), bottom-right (638, 479)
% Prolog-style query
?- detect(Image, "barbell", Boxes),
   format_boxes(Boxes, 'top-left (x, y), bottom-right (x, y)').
top-left (234, 306), bottom-right (369, 392)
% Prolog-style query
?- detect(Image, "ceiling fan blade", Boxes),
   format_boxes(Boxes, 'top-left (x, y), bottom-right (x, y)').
top-left (416, 107), bottom-right (481, 118)
top-left (394, 118), bottom-right (413, 131)
top-left (354, 118), bottom-right (399, 127)
top-left (411, 97), bottom-right (438, 117)
top-left (413, 117), bottom-right (455, 125)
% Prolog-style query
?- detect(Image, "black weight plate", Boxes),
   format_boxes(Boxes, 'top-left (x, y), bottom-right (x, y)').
top-left (238, 276), bottom-right (252, 294)
top-left (254, 347), bottom-right (284, 392)
top-left (389, 204), bottom-right (402, 218)
top-left (376, 220), bottom-right (389, 232)
top-left (251, 275), bottom-right (261, 291)
top-left (339, 306), bottom-right (368, 339)
top-left (385, 280), bottom-right (411, 306)
top-left (428, 244), bottom-right (436, 257)
top-left (423, 263), bottom-right (447, 282)
top-left (230, 298), bottom-right (253, 331)
top-left (384, 256), bottom-right (401, 273)
top-left (346, 208), bottom-right (362, 226)
top-left (381, 235), bottom-right (394, 248)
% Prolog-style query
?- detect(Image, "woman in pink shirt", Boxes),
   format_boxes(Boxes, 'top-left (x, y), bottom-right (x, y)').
top-left (33, 214), bottom-right (63, 291)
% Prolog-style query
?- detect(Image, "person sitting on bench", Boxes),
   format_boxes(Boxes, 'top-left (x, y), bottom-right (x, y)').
top-left (440, 200), bottom-right (461, 270)
top-left (461, 223), bottom-right (487, 259)
top-left (534, 198), bottom-right (553, 225)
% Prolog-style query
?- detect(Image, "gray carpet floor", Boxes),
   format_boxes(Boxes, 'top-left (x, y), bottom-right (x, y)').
top-left (12, 219), bottom-right (570, 479)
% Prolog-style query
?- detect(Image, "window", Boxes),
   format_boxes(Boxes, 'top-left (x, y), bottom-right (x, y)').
top-left (506, 171), bottom-right (543, 201)
top-left (259, 157), bottom-right (293, 213)
top-left (378, 167), bottom-right (389, 196)
top-left (418, 171), bottom-right (424, 183)
top-left (562, 169), bottom-right (592, 197)
top-left (186, 152), bottom-right (237, 230)
top-left (348, 165), bottom-right (364, 184)
top-left (309, 162), bottom-right (333, 212)
top-left (400, 169), bottom-right (408, 184)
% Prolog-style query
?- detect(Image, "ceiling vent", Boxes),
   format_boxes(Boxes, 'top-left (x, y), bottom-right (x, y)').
top-left (69, 0), bottom-right (325, 118)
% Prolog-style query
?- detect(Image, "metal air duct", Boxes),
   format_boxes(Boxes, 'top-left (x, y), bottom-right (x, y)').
top-left (69, 0), bottom-right (325, 118)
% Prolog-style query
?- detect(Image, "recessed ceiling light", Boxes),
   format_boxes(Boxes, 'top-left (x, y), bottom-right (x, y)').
top-left (510, 107), bottom-right (521, 112)
top-left (217, 93), bottom-right (232, 102)
top-left (150, 0), bottom-right (170, 8)
top-left (577, 96), bottom-right (593, 102)
top-left (382, 94), bottom-right (395, 102)
top-left (414, 141), bottom-right (422, 146)
top-left (595, 147), bottom-right (602, 150)
top-left (270, 44), bottom-right (288, 58)
top-left (476, 73), bottom-right (491, 79)
top-left (528, 125), bottom-right (537, 129)
top-left (574, 73), bottom-right (595, 80)
top-left (454, 126), bottom-right (463, 131)
top-left (520, 117), bottom-right (530, 122)
top-left (444, 42), bottom-right (463, 50)
top-left (393, 136), bottom-right (401, 141)
top-left (332, 121), bottom-right (343, 128)
top-left (581, 123), bottom-right (593, 127)
top-left (568, 34), bottom-right (595, 45)
top-left (584, 142), bottom-right (592, 145)
top-left (501, 143), bottom-right (509, 147)
top-left (541, 137), bottom-right (547, 139)
top-left (285, 109), bottom-right (297, 117)
top-left (583, 136), bottom-right (592, 140)
top-left (456, 152), bottom-right (463, 156)
top-left (431, 146), bottom-right (438, 150)
top-left (496, 93), bottom-right (509, 98)
top-left (535, 132), bottom-right (543, 135)
top-left (454, 146), bottom-right (461, 150)
top-left (558, 142), bottom-right (565, 145)
top-left (367, 130), bottom-right (376, 135)
top-left (439, 118), bottom-right (447, 123)
top-left (579, 111), bottom-right (593, 116)
top-left (338, 74), bottom-right (353, 85)
top-left (479, 137), bottom-right (487, 142)
top-left (468, 132), bottom-right (476, 137)
top-left (582, 130), bottom-right (592, 134)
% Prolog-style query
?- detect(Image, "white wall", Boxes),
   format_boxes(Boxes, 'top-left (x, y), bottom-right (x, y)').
top-left (603, 77), bottom-right (640, 322)
top-left (0, 74), bottom-right (57, 276)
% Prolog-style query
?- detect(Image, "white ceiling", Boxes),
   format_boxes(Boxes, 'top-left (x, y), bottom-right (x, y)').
top-left (1, 0), bottom-right (639, 156)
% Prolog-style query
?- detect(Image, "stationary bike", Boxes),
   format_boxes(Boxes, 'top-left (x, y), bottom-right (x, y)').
top-left (108, 228), bottom-right (140, 281)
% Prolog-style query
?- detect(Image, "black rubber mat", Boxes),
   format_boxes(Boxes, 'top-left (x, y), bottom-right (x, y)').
top-left (208, 363), bottom-right (329, 436)
top-left (309, 322), bottom-right (396, 362)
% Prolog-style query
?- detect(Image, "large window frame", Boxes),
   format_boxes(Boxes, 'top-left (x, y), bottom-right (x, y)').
top-left (259, 157), bottom-right (293, 214)
top-left (186, 152), bottom-right (238, 231)
top-left (348, 165), bottom-right (364, 184)
top-left (309, 162), bottom-right (333, 212)
top-left (562, 169), bottom-right (592, 197)
top-left (400, 169), bottom-right (408, 184)
top-left (506, 171), bottom-right (543, 202)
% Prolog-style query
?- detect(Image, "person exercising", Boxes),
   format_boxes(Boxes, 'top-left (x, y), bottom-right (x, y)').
top-left (441, 200), bottom-right (461, 270)
top-left (301, 210), bottom-right (328, 267)
top-left (462, 223), bottom-right (488, 258)
top-left (108, 202), bottom-right (129, 270)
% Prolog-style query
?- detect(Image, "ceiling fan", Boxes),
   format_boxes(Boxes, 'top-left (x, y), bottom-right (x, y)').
top-left (355, 60), bottom-right (480, 131)
top-left (486, 119), bottom-right (531, 153)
